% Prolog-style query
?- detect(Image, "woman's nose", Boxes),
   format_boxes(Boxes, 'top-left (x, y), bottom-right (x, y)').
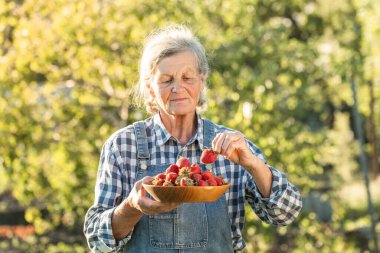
top-left (171, 79), bottom-right (183, 92)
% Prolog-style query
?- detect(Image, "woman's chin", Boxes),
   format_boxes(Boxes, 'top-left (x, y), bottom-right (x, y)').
top-left (166, 107), bottom-right (195, 116)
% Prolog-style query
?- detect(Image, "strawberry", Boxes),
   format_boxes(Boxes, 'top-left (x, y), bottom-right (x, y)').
top-left (166, 164), bottom-right (179, 174)
top-left (207, 178), bottom-right (217, 186)
top-left (190, 163), bottom-right (202, 174)
top-left (200, 149), bottom-right (218, 164)
top-left (178, 167), bottom-right (191, 177)
top-left (215, 175), bottom-right (224, 186)
top-left (155, 180), bottom-right (164, 186)
top-left (152, 178), bottom-right (164, 186)
top-left (201, 171), bottom-right (214, 181)
top-left (180, 177), bottom-right (194, 186)
top-left (192, 173), bottom-right (202, 182)
top-left (152, 173), bottom-right (166, 186)
top-left (176, 157), bottom-right (191, 168)
top-left (156, 173), bottom-right (167, 180)
top-left (165, 172), bottom-right (178, 183)
top-left (197, 180), bottom-right (208, 186)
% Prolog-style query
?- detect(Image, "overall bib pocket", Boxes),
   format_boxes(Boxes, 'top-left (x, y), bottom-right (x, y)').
top-left (149, 203), bottom-right (208, 249)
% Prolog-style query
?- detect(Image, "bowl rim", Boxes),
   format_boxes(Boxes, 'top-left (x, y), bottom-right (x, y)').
top-left (142, 181), bottom-right (231, 189)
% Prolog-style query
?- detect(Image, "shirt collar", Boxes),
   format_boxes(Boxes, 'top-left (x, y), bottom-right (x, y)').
top-left (153, 113), bottom-right (205, 148)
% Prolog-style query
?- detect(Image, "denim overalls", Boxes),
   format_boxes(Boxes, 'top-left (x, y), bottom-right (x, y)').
top-left (123, 119), bottom-right (234, 252)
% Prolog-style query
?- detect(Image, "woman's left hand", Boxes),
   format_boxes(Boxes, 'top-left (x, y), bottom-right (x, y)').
top-left (212, 131), bottom-right (256, 169)
top-left (212, 131), bottom-right (273, 197)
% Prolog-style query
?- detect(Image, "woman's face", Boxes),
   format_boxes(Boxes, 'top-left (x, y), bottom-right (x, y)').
top-left (148, 51), bottom-right (205, 116)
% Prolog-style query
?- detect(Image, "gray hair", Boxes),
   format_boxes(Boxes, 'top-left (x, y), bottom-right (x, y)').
top-left (134, 24), bottom-right (209, 114)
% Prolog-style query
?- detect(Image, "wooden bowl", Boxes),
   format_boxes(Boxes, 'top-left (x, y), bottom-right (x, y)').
top-left (142, 182), bottom-right (231, 203)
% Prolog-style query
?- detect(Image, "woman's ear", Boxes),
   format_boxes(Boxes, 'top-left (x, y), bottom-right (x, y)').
top-left (199, 74), bottom-right (205, 90)
top-left (200, 74), bottom-right (205, 83)
top-left (146, 82), bottom-right (155, 99)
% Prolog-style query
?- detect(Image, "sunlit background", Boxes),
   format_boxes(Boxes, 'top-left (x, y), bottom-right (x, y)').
top-left (0, 0), bottom-right (379, 252)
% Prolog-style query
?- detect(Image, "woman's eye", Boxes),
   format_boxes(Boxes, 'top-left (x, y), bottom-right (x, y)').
top-left (160, 79), bottom-right (172, 84)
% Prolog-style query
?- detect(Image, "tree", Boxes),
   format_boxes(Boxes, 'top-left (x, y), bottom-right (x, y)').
top-left (0, 0), bottom-right (378, 252)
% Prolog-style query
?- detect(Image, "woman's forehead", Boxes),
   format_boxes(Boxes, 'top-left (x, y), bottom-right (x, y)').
top-left (155, 51), bottom-right (198, 75)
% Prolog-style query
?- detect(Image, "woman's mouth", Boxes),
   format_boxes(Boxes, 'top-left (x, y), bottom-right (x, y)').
top-left (171, 98), bottom-right (187, 102)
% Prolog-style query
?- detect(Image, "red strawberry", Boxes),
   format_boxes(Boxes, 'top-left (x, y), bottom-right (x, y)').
top-left (166, 164), bottom-right (179, 174)
top-left (180, 177), bottom-right (194, 186)
top-left (215, 175), bottom-right (224, 186)
top-left (198, 180), bottom-right (208, 186)
top-left (166, 172), bottom-right (178, 183)
top-left (156, 173), bottom-right (167, 180)
top-left (176, 157), bottom-right (191, 168)
top-left (178, 167), bottom-right (191, 177)
top-left (207, 178), bottom-right (217, 186)
top-left (200, 149), bottom-right (218, 164)
top-left (190, 163), bottom-right (202, 174)
top-left (192, 173), bottom-right (202, 182)
top-left (201, 171), bottom-right (214, 181)
top-left (152, 178), bottom-right (164, 186)
top-left (155, 180), bottom-right (164, 186)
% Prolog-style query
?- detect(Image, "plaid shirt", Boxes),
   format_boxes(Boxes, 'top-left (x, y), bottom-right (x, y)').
top-left (84, 113), bottom-right (302, 252)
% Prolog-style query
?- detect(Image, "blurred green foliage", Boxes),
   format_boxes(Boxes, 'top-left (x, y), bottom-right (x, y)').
top-left (0, 0), bottom-right (379, 252)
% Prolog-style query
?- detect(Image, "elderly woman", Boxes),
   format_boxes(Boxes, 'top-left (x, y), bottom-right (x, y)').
top-left (84, 25), bottom-right (302, 253)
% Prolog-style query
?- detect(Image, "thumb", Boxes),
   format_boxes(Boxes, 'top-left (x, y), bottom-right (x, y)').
top-left (140, 176), bottom-right (154, 198)
top-left (141, 184), bottom-right (147, 197)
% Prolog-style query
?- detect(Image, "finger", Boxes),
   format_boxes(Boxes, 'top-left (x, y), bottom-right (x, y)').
top-left (140, 184), bottom-right (147, 197)
top-left (149, 201), bottom-right (182, 214)
top-left (142, 176), bottom-right (154, 184)
top-left (135, 177), bottom-right (155, 212)
top-left (140, 176), bottom-right (154, 197)
top-left (219, 134), bottom-right (230, 155)
top-left (219, 132), bottom-right (241, 155)
top-left (211, 133), bottom-right (222, 153)
top-left (212, 133), bottom-right (226, 154)
top-left (138, 195), bottom-right (159, 214)
top-left (142, 201), bottom-right (179, 215)
top-left (166, 202), bottom-right (182, 209)
top-left (224, 140), bottom-right (238, 159)
top-left (133, 180), bottom-right (145, 197)
top-left (134, 177), bottom-right (144, 190)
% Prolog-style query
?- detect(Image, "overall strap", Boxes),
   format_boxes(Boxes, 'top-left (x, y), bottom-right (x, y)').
top-left (202, 118), bottom-right (217, 149)
top-left (133, 121), bottom-right (150, 170)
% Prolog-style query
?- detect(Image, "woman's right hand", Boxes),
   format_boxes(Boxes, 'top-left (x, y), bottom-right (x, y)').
top-left (126, 176), bottom-right (182, 215)
top-left (112, 176), bottom-right (181, 240)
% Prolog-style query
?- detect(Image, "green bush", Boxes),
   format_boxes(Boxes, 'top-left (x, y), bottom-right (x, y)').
top-left (1, 0), bottom-right (379, 252)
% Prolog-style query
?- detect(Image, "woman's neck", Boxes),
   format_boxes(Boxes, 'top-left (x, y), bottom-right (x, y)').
top-left (159, 112), bottom-right (198, 145)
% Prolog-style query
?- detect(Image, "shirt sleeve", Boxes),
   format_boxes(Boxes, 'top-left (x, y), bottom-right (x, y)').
top-left (244, 140), bottom-right (303, 226)
top-left (83, 141), bottom-right (132, 252)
